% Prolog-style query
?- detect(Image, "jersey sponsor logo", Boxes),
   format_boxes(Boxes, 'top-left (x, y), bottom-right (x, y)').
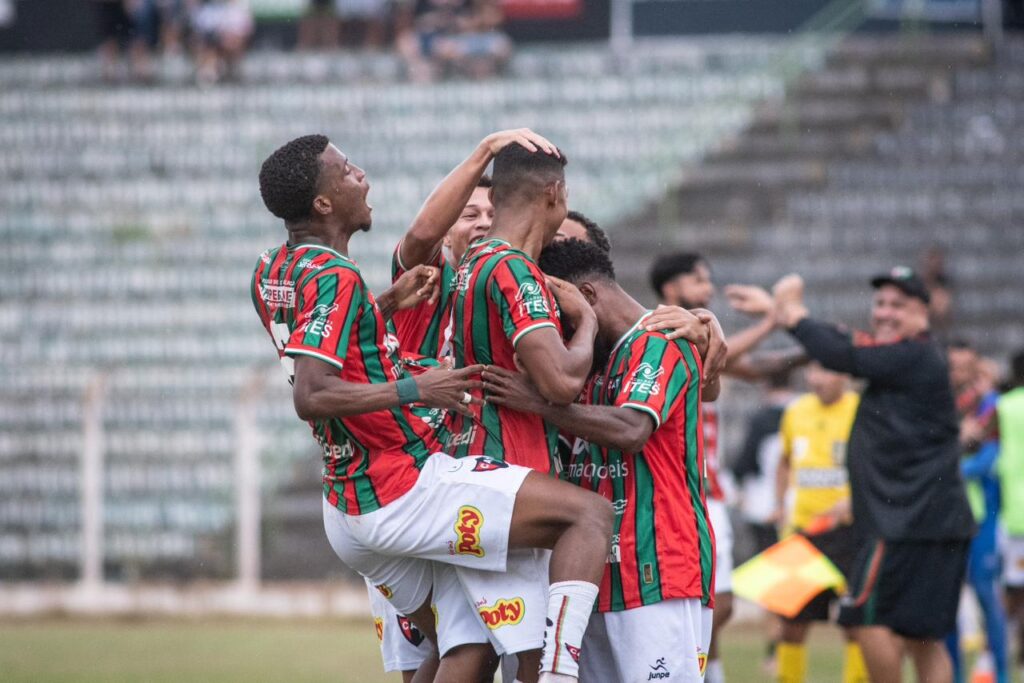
top-left (295, 258), bottom-right (325, 271)
top-left (626, 362), bottom-right (665, 396)
top-left (611, 498), bottom-right (628, 514)
top-left (418, 407), bottom-right (446, 431)
top-left (608, 533), bottom-right (621, 564)
top-left (303, 303), bottom-right (338, 338)
top-left (259, 250), bottom-right (272, 264)
top-left (259, 278), bottom-right (295, 308)
top-left (477, 597), bottom-right (525, 629)
top-left (445, 425), bottom-right (478, 449)
top-left (472, 456), bottom-right (508, 472)
top-left (453, 505), bottom-right (484, 557)
top-left (317, 436), bottom-right (355, 463)
top-left (565, 460), bottom-right (629, 481)
top-left (397, 615), bottom-right (426, 647)
top-left (565, 643), bottom-right (582, 664)
top-left (515, 281), bottom-right (550, 317)
top-left (374, 583), bottom-right (393, 599)
top-left (384, 332), bottom-right (401, 358)
top-left (648, 657), bottom-right (670, 679)
top-left (373, 617), bottom-right (383, 641)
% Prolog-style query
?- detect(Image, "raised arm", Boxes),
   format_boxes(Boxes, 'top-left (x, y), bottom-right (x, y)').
top-left (398, 129), bottom-right (559, 269)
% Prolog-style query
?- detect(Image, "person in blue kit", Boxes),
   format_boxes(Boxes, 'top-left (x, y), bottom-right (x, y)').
top-left (946, 340), bottom-right (1007, 683)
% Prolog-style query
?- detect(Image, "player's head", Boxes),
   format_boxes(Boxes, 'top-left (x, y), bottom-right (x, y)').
top-left (259, 135), bottom-right (372, 233)
top-left (444, 176), bottom-right (493, 263)
top-left (490, 143), bottom-right (568, 244)
top-left (805, 361), bottom-right (848, 405)
top-left (649, 252), bottom-right (713, 308)
top-left (947, 338), bottom-right (978, 392)
top-left (539, 238), bottom-right (619, 320)
top-left (554, 211), bottom-right (611, 254)
top-left (869, 266), bottom-right (930, 342)
top-left (1011, 349), bottom-right (1024, 388)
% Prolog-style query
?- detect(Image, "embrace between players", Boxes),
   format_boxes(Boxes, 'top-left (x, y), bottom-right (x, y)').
top-left (251, 129), bottom-right (725, 683)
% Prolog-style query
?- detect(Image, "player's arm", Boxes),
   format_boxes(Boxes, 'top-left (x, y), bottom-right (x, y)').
top-left (642, 306), bottom-right (728, 387)
top-left (397, 128), bottom-right (560, 269)
top-left (513, 276), bottom-right (597, 405)
top-left (292, 356), bottom-right (484, 420)
top-left (773, 411), bottom-right (793, 525)
top-left (376, 263), bottom-right (441, 320)
top-left (482, 366), bottom-right (654, 453)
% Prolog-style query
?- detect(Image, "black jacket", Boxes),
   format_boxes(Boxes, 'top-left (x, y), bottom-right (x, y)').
top-left (790, 318), bottom-right (975, 542)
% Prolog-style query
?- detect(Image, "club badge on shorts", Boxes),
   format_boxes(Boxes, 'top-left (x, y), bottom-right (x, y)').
top-left (472, 456), bottom-right (508, 472)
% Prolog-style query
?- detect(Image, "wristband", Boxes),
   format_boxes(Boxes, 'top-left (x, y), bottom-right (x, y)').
top-left (396, 377), bottom-right (421, 405)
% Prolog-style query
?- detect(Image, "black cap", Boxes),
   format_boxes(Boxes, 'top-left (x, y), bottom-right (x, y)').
top-left (870, 266), bottom-right (931, 304)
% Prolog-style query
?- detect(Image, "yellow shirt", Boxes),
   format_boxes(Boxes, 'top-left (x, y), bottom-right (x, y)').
top-left (780, 391), bottom-right (859, 532)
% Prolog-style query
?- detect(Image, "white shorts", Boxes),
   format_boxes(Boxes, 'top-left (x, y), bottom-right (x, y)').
top-left (1003, 534), bottom-right (1024, 587)
top-left (442, 548), bottom-right (551, 656)
top-left (365, 578), bottom-right (434, 673)
top-left (707, 498), bottom-right (733, 594)
top-left (580, 598), bottom-right (713, 683)
top-left (322, 453), bottom-right (532, 614)
top-left (430, 563), bottom-right (492, 657)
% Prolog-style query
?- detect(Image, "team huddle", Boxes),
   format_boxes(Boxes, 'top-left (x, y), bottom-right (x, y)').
top-left (250, 129), bottom-right (723, 682)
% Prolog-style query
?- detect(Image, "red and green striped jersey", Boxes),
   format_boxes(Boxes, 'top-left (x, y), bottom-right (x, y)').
top-left (251, 243), bottom-right (439, 516)
top-left (446, 238), bottom-right (562, 474)
top-left (565, 313), bottom-right (715, 611)
top-left (389, 243), bottom-right (457, 359)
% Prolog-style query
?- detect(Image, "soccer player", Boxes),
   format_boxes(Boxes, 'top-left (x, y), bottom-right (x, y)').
top-left (484, 237), bottom-right (718, 681)
top-left (946, 340), bottom-right (1007, 683)
top-left (998, 350), bottom-right (1024, 680)
top-left (772, 361), bottom-right (866, 683)
top-left (772, 267), bottom-right (975, 683)
top-left (251, 134), bottom-right (615, 683)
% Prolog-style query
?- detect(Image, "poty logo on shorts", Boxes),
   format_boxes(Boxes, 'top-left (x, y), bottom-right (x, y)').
top-left (374, 583), bottom-right (393, 599)
top-left (626, 363), bottom-right (665, 396)
top-left (648, 657), bottom-right (670, 680)
top-left (454, 505), bottom-right (484, 557)
top-left (515, 282), bottom-right (550, 317)
top-left (477, 597), bottom-right (525, 629)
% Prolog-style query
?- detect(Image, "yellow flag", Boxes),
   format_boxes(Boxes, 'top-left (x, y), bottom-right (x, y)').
top-left (731, 534), bottom-right (847, 618)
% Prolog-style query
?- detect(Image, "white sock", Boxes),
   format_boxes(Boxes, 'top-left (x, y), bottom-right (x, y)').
top-left (539, 580), bottom-right (599, 678)
top-left (705, 658), bottom-right (725, 682)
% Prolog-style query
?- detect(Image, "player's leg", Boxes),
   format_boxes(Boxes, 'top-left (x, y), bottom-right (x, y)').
top-left (969, 517), bottom-right (1009, 683)
top-left (855, 626), bottom-right (904, 683)
top-left (431, 563), bottom-right (498, 682)
top-left (777, 619), bottom-right (810, 683)
top-left (906, 637), bottom-right (954, 683)
top-left (840, 628), bottom-right (869, 683)
top-left (365, 577), bottom-right (437, 679)
top-left (705, 498), bottom-right (733, 683)
top-left (506, 471), bottom-right (614, 680)
top-left (578, 612), bottom-right (618, 683)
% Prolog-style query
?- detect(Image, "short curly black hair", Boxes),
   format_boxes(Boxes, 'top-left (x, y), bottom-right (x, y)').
top-left (259, 134), bottom-right (330, 221)
top-left (648, 252), bottom-right (707, 298)
top-left (539, 237), bottom-right (615, 284)
top-left (566, 210), bottom-right (611, 254)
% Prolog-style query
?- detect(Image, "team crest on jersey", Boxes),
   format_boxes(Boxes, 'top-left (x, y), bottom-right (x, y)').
top-left (304, 303), bottom-right (338, 338)
top-left (472, 456), bottom-right (508, 472)
top-left (477, 597), bottom-right (525, 629)
top-left (397, 616), bottom-right (425, 646)
top-left (515, 282), bottom-right (550, 317)
top-left (374, 583), bottom-right (394, 599)
top-left (565, 643), bottom-right (582, 664)
top-left (452, 505), bottom-right (484, 557)
top-left (626, 362), bottom-right (664, 395)
top-left (373, 617), bottom-right (383, 642)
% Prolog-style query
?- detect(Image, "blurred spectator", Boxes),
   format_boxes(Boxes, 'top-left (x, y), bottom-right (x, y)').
top-left (298, 0), bottom-right (340, 50)
top-left (336, 0), bottom-right (389, 48)
top-left (191, 0), bottom-right (253, 84)
top-left (92, 0), bottom-right (152, 81)
top-left (920, 245), bottom-right (954, 335)
top-left (998, 350), bottom-right (1024, 677)
top-left (397, 0), bottom-right (511, 82)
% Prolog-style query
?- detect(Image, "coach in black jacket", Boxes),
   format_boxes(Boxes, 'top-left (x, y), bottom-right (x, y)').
top-left (774, 267), bottom-right (974, 683)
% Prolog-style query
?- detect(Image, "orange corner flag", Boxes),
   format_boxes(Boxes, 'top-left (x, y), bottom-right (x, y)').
top-left (732, 534), bottom-right (847, 618)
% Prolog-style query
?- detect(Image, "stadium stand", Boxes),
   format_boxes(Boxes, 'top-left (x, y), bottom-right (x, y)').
top-left (0, 38), bottom-right (807, 580)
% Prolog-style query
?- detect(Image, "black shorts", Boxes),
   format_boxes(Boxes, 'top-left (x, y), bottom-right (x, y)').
top-left (787, 525), bottom-right (858, 623)
top-left (837, 537), bottom-right (968, 639)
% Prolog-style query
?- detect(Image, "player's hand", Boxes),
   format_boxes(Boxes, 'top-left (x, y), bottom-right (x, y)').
top-left (392, 264), bottom-right (441, 309)
top-left (644, 305), bottom-right (710, 354)
top-left (415, 363), bottom-right (486, 417)
top-left (648, 307), bottom-right (728, 387)
top-left (724, 284), bottom-right (775, 317)
top-left (482, 129), bottom-right (560, 158)
top-left (545, 275), bottom-right (594, 327)
top-left (772, 274), bottom-right (804, 308)
top-left (482, 365), bottom-right (547, 414)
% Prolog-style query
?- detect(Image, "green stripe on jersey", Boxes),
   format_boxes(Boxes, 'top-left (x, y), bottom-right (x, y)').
top-left (679, 341), bottom-right (713, 604)
top-left (633, 455), bottom-right (663, 605)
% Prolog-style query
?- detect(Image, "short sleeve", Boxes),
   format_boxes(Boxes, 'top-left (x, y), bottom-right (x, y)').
top-left (615, 335), bottom-right (700, 430)
top-left (284, 266), bottom-right (363, 371)
top-left (488, 255), bottom-right (559, 348)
